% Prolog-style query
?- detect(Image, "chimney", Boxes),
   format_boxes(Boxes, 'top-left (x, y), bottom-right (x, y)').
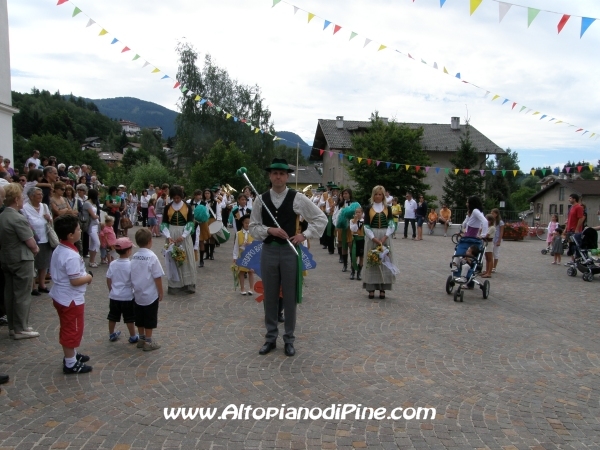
top-left (336, 116), bottom-right (344, 129)
top-left (381, 117), bottom-right (389, 125)
top-left (451, 117), bottom-right (460, 130)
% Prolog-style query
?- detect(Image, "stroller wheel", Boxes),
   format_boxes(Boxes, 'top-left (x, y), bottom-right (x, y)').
top-left (453, 291), bottom-right (459, 302)
top-left (541, 249), bottom-right (548, 255)
top-left (567, 267), bottom-right (577, 277)
top-left (583, 273), bottom-right (594, 282)
top-left (459, 291), bottom-right (464, 302)
top-left (482, 280), bottom-right (490, 299)
top-left (446, 275), bottom-right (455, 295)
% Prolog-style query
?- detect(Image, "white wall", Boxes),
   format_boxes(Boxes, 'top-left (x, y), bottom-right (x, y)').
top-left (0, 0), bottom-right (16, 163)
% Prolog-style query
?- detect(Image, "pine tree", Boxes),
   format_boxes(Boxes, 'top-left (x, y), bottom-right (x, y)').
top-left (442, 127), bottom-right (485, 211)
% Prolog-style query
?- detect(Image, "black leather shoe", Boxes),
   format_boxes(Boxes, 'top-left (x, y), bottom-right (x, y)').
top-left (284, 343), bottom-right (295, 357)
top-left (278, 314), bottom-right (285, 323)
top-left (0, 374), bottom-right (8, 384)
top-left (258, 342), bottom-right (276, 355)
top-left (198, 261), bottom-right (204, 268)
top-left (31, 290), bottom-right (41, 296)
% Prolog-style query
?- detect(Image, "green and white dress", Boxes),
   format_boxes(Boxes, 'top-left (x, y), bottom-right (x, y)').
top-left (362, 202), bottom-right (396, 292)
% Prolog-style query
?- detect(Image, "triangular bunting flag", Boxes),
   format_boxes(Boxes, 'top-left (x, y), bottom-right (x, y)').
top-left (566, 167), bottom-right (571, 173)
top-left (395, 164), bottom-right (400, 170)
top-left (440, 0), bottom-right (446, 6)
top-left (502, 170), bottom-right (506, 177)
top-left (255, 128), bottom-right (260, 134)
top-left (339, 153), bottom-right (343, 159)
top-left (576, 128), bottom-right (583, 132)
top-left (480, 170), bottom-right (485, 176)
top-left (499, 2), bottom-right (511, 22)
top-left (121, 47), bottom-right (130, 53)
top-left (111, 38), bottom-right (118, 44)
top-left (329, 151), bottom-right (333, 158)
top-left (435, 167), bottom-right (440, 174)
top-left (233, 117), bottom-right (238, 122)
top-left (86, 19), bottom-right (95, 27)
top-left (425, 166), bottom-right (430, 173)
top-left (553, 167), bottom-right (560, 175)
top-left (470, 0), bottom-right (483, 15)
top-left (433, 62), bottom-right (438, 69)
top-left (249, 125), bottom-right (254, 130)
top-left (323, 20), bottom-right (331, 30)
top-left (408, 53), bottom-right (415, 60)
top-left (132, 54), bottom-right (140, 61)
top-left (293, 6), bottom-right (299, 14)
top-left (405, 165), bottom-right (410, 171)
top-left (99, 29), bottom-right (108, 36)
top-left (415, 166), bottom-right (421, 172)
top-left (161, 75), bottom-right (169, 80)
top-left (226, 113), bottom-right (231, 119)
top-left (421, 59), bottom-right (427, 64)
top-left (527, 8), bottom-right (540, 27)
top-left (491, 170), bottom-right (496, 175)
top-left (444, 168), bottom-right (449, 175)
top-left (376, 161), bottom-right (380, 166)
top-left (589, 165), bottom-right (594, 171)
top-left (455, 73), bottom-right (461, 79)
top-left (57, 0), bottom-right (68, 4)
top-left (484, 91), bottom-right (490, 98)
top-left (206, 101), bottom-right (213, 107)
top-left (555, 120), bottom-right (563, 124)
top-left (557, 14), bottom-right (570, 34)
top-left (348, 156), bottom-right (354, 161)
top-left (386, 162), bottom-right (391, 168)
top-left (308, 13), bottom-right (316, 23)
top-left (272, 0), bottom-right (281, 6)
top-left (463, 169), bottom-right (470, 174)
top-left (454, 169), bottom-right (459, 175)
top-left (502, 99), bottom-right (509, 105)
top-left (519, 106), bottom-right (526, 113)
top-left (349, 32), bottom-right (358, 40)
top-left (151, 68), bottom-right (160, 73)
top-left (199, 99), bottom-right (207, 105)
top-left (530, 169), bottom-right (536, 176)
top-left (363, 38), bottom-right (372, 48)
top-left (378, 45), bottom-right (387, 51)
top-left (173, 82), bottom-right (180, 89)
top-left (577, 165), bottom-right (583, 172)
top-left (532, 111), bottom-right (540, 116)
top-left (333, 25), bottom-right (342, 34)
top-left (142, 61), bottom-right (150, 68)
top-left (492, 95), bottom-right (500, 101)
top-left (72, 7), bottom-right (82, 17)
top-left (512, 102), bottom-right (517, 109)
top-left (540, 115), bottom-right (547, 120)
top-left (319, 150), bottom-right (324, 156)
top-left (541, 169), bottom-right (546, 176)
top-left (358, 157), bottom-right (363, 163)
top-left (591, 134), bottom-right (596, 138)
top-left (367, 159), bottom-right (372, 165)
top-left (194, 95), bottom-right (200, 101)
top-left (581, 17), bottom-right (596, 38)
top-left (443, 66), bottom-right (448, 73)
top-left (512, 170), bottom-right (518, 177)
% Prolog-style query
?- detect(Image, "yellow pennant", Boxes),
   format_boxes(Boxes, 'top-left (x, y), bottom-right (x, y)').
top-left (405, 165), bottom-right (410, 171)
top-left (378, 45), bottom-right (387, 51)
top-left (530, 169), bottom-right (536, 176)
top-left (151, 68), bottom-right (160, 73)
top-left (194, 95), bottom-right (200, 101)
top-left (532, 111), bottom-right (540, 115)
top-left (454, 168), bottom-right (459, 174)
top-left (308, 13), bottom-right (315, 23)
top-left (443, 67), bottom-right (448, 74)
top-left (492, 95), bottom-right (500, 101)
top-left (555, 120), bottom-right (563, 124)
top-left (513, 170), bottom-right (518, 176)
top-left (255, 128), bottom-right (260, 134)
top-left (470, 0), bottom-right (483, 15)
top-left (590, 165), bottom-right (594, 171)
top-left (99, 29), bottom-right (108, 36)
top-left (357, 157), bottom-right (363, 164)
top-left (226, 113), bottom-right (232, 119)
top-left (590, 134), bottom-right (596, 139)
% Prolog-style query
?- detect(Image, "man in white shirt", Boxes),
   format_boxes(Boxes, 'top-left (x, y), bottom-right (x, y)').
top-left (403, 192), bottom-right (417, 239)
top-left (25, 150), bottom-right (41, 170)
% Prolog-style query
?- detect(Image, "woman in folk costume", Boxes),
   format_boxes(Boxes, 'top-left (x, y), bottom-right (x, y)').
top-left (160, 186), bottom-right (197, 295)
top-left (333, 188), bottom-right (354, 272)
top-left (200, 188), bottom-right (220, 261)
top-left (232, 214), bottom-right (255, 295)
top-left (362, 185), bottom-right (397, 299)
top-left (320, 184), bottom-right (338, 255)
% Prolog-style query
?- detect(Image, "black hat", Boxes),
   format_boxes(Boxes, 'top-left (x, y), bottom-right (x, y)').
top-left (265, 158), bottom-right (294, 173)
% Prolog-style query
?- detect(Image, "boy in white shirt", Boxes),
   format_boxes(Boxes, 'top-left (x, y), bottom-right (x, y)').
top-left (131, 228), bottom-right (164, 351)
top-left (49, 215), bottom-right (93, 374)
top-left (106, 237), bottom-right (139, 343)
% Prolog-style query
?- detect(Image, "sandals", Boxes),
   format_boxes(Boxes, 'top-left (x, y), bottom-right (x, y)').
top-left (89, 263), bottom-right (99, 268)
top-left (379, 291), bottom-right (385, 299)
top-left (368, 291), bottom-right (375, 299)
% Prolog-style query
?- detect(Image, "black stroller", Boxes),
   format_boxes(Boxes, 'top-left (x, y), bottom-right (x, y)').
top-left (566, 228), bottom-right (600, 282)
top-left (445, 237), bottom-right (490, 302)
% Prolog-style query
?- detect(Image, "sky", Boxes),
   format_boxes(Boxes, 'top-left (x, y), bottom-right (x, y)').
top-left (7, 0), bottom-right (600, 171)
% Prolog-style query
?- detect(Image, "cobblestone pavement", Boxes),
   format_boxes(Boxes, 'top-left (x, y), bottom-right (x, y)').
top-left (1, 230), bottom-right (599, 450)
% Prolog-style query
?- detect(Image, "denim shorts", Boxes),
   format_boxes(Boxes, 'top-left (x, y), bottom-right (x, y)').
top-left (416, 216), bottom-right (425, 227)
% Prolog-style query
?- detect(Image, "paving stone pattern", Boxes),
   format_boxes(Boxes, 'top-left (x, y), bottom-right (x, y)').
top-left (1, 231), bottom-right (599, 449)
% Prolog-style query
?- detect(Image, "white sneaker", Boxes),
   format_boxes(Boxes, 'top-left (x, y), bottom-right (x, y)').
top-left (13, 330), bottom-right (40, 340)
top-left (444, 233), bottom-right (447, 237)
top-left (455, 277), bottom-right (467, 283)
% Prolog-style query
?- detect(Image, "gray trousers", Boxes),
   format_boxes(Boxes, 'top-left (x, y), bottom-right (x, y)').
top-left (261, 243), bottom-right (298, 344)
top-left (3, 260), bottom-right (35, 333)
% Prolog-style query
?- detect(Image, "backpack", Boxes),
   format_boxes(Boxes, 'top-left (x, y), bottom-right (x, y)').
top-left (79, 200), bottom-right (90, 233)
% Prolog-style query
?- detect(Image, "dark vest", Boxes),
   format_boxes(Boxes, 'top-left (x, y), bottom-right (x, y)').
top-left (262, 189), bottom-right (297, 245)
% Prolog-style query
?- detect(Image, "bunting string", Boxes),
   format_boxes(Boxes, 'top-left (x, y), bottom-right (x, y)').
top-left (270, 0), bottom-right (600, 141)
top-left (311, 146), bottom-right (595, 178)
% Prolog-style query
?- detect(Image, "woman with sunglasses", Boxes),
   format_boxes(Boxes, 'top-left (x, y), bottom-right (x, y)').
top-left (50, 181), bottom-right (77, 218)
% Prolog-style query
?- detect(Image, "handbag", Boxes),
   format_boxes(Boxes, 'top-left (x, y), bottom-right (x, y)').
top-left (120, 216), bottom-right (133, 229)
top-left (43, 204), bottom-right (60, 248)
top-left (79, 201), bottom-right (90, 234)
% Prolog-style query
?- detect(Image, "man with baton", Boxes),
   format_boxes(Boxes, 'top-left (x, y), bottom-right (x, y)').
top-left (249, 158), bottom-right (327, 357)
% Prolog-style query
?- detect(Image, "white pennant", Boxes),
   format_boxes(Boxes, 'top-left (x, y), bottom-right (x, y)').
top-left (498, 2), bottom-right (512, 23)
top-left (86, 19), bottom-right (95, 27)
top-left (433, 62), bottom-right (438, 69)
top-left (293, 6), bottom-right (299, 14)
top-left (142, 61), bottom-right (150, 68)
top-left (363, 38), bottom-right (372, 48)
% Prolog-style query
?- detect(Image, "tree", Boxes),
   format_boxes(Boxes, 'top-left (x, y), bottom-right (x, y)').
top-left (122, 148), bottom-right (150, 172)
top-left (484, 148), bottom-right (521, 210)
top-left (128, 157), bottom-right (178, 193)
top-left (347, 114), bottom-right (431, 204)
top-left (442, 127), bottom-right (485, 210)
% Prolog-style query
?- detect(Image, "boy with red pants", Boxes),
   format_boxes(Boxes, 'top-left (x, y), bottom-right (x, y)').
top-left (49, 215), bottom-right (94, 374)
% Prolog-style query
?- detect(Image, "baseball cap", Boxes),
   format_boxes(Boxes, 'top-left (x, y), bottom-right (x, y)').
top-left (114, 237), bottom-right (134, 250)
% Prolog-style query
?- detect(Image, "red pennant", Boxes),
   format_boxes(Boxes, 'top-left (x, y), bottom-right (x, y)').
top-left (241, 119), bottom-right (247, 123)
top-left (408, 53), bottom-right (415, 60)
top-left (333, 25), bottom-right (342, 34)
top-left (576, 128), bottom-right (583, 132)
top-left (121, 46), bottom-right (130, 53)
top-left (57, 0), bottom-right (69, 4)
top-left (577, 165), bottom-right (582, 172)
top-left (557, 15), bottom-right (570, 34)
top-left (367, 159), bottom-right (372, 165)
top-left (173, 82), bottom-right (181, 89)
top-left (415, 165), bottom-right (421, 172)
top-left (319, 149), bottom-right (324, 156)
top-left (512, 102), bottom-right (517, 109)
top-left (207, 101), bottom-right (214, 107)
top-left (464, 169), bottom-right (470, 174)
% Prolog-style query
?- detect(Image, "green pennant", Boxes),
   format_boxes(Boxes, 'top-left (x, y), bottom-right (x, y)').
top-left (348, 155), bottom-right (354, 161)
top-left (444, 168), bottom-right (449, 174)
top-left (273, 0), bottom-right (282, 6)
top-left (502, 169), bottom-right (507, 177)
top-left (72, 7), bottom-right (82, 17)
top-left (132, 54), bottom-right (140, 61)
top-left (395, 163), bottom-right (400, 170)
top-left (350, 32), bottom-right (358, 40)
top-left (541, 169), bottom-right (546, 176)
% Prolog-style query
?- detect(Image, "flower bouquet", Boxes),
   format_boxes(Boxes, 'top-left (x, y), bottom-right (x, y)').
top-left (367, 245), bottom-right (384, 268)
top-left (171, 245), bottom-right (187, 267)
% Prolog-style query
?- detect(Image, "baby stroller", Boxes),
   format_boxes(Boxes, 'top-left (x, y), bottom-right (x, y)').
top-left (566, 228), bottom-right (600, 282)
top-left (445, 237), bottom-right (490, 302)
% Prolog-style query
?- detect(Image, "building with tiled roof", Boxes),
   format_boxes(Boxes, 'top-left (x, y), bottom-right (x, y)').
top-left (311, 116), bottom-right (506, 204)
